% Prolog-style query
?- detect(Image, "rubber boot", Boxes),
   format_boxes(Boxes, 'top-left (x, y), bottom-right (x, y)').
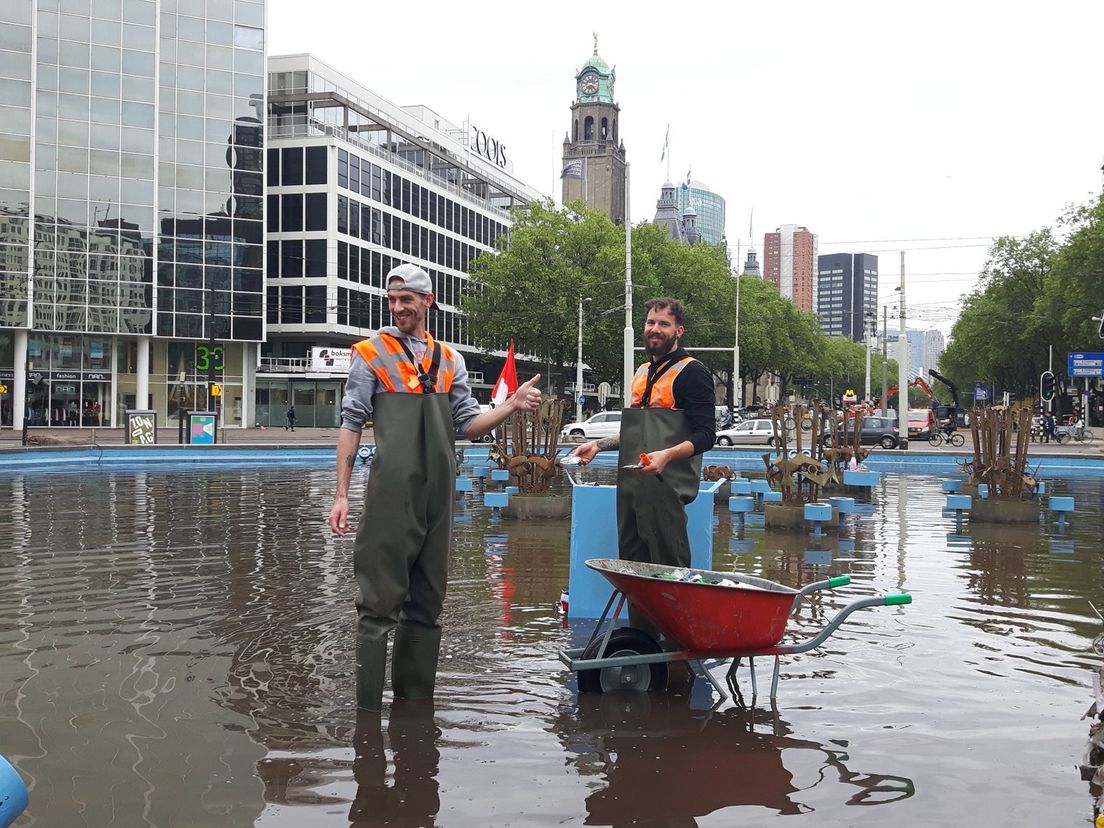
top-left (356, 635), bottom-right (389, 713)
top-left (391, 623), bottom-right (441, 701)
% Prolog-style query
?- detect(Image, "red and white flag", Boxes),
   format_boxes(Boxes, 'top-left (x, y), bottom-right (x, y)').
top-left (491, 340), bottom-right (518, 406)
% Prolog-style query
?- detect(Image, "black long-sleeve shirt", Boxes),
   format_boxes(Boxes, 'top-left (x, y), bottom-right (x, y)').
top-left (639, 348), bottom-right (716, 455)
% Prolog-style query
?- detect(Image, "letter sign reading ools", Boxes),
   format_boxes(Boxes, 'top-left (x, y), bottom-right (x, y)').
top-left (210, 383), bottom-right (222, 398)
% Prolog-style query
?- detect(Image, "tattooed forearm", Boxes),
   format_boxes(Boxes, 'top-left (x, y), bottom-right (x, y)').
top-left (596, 436), bottom-right (619, 451)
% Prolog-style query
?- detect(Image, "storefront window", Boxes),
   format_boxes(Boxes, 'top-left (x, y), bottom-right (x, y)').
top-left (50, 335), bottom-right (83, 369)
top-left (83, 337), bottom-right (112, 370)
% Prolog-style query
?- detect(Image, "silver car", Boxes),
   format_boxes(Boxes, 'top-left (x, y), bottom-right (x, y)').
top-left (715, 418), bottom-right (778, 446)
top-left (560, 410), bottom-right (622, 442)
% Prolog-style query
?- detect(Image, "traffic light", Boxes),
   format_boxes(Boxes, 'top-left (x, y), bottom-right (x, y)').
top-left (1040, 370), bottom-right (1056, 402)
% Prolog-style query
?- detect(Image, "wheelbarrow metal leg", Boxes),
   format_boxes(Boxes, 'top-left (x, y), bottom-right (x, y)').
top-left (688, 659), bottom-right (729, 705)
top-left (749, 657), bottom-right (758, 703)
top-left (770, 655), bottom-right (781, 700)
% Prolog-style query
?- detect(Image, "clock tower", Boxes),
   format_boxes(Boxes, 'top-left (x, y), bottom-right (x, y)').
top-left (561, 36), bottom-right (627, 223)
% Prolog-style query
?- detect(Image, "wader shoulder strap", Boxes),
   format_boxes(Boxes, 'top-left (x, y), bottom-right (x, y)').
top-left (640, 354), bottom-right (679, 407)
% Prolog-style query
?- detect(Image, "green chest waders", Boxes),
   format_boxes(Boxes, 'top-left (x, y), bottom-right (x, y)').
top-left (354, 391), bottom-right (455, 712)
top-left (616, 406), bottom-right (702, 639)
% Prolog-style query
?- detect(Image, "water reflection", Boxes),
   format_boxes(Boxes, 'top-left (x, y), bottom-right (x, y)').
top-left (0, 468), bottom-right (1102, 826)
top-left (561, 693), bottom-right (913, 823)
top-left (349, 704), bottom-right (441, 827)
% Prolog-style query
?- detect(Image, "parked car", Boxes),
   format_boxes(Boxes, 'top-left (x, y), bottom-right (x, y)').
top-left (715, 418), bottom-right (779, 446)
top-left (907, 408), bottom-right (936, 439)
top-left (822, 415), bottom-right (900, 449)
top-left (560, 410), bottom-right (622, 441)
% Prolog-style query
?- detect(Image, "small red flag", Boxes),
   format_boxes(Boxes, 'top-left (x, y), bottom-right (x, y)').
top-left (491, 340), bottom-right (518, 406)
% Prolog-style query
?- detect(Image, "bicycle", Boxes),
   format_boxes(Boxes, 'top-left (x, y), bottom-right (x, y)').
top-left (927, 428), bottom-right (964, 448)
top-left (1068, 426), bottom-right (1095, 443)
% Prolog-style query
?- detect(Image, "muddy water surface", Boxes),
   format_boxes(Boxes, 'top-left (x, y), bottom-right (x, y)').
top-left (1, 464), bottom-right (1102, 826)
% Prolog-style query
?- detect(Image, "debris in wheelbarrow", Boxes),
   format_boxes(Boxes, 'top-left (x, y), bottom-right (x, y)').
top-left (560, 559), bottom-right (912, 705)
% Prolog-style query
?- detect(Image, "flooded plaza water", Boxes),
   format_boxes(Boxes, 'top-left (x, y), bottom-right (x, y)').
top-left (1, 461), bottom-right (1103, 827)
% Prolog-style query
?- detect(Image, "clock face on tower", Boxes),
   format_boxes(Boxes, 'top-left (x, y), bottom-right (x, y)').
top-left (581, 74), bottom-right (599, 95)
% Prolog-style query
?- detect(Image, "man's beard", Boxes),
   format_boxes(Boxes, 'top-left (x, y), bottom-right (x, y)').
top-left (645, 332), bottom-right (676, 357)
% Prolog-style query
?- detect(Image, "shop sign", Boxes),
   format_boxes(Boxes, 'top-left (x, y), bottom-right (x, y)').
top-left (86, 372), bottom-right (109, 381)
top-left (469, 124), bottom-right (508, 168)
top-left (53, 371), bottom-right (79, 381)
top-left (189, 412), bottom-right (216, 445)
top-left (311, 347), bottom-right (352, 373)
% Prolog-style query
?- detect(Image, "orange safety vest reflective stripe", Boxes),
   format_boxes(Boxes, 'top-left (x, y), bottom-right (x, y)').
top-left (351, 332), bottom-right (457, 394)
top-left (630, 356), bottom-right (696, 409)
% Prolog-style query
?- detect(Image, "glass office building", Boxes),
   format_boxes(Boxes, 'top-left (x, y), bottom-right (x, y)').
top-left (675, 179), bottom-right (726, 246)
top-left (258, 54), bottom-right (543, 427)
top-left (0, 0), bottom-right (265, 431)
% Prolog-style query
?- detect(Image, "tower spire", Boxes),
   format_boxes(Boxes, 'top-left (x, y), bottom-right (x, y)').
top-left (593, 31), bottom-right (598, 54)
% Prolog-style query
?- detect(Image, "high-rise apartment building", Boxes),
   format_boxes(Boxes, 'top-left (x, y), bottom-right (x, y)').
top-left (763, 224), bottom-right (817, 312)
top-left (675, 179), bottom-right (725, 245)
top-left (0, 0), bottom-right (266, 430)
top-left (816, 253), bottom-right (878, 341)
top-left (906, 328), bottom-right (926, 379)
top-left (924, 329), bottom-right (945, 374)
top-left (261, 54), bottom-right (543, 426)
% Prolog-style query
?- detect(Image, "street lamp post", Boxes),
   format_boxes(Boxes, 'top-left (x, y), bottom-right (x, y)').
top-left (898, 252), bottom-right (908, 449)
top-left (576, 296), bottom-right (591, 423)
top-left (734, 272), bottom-right (741, 410)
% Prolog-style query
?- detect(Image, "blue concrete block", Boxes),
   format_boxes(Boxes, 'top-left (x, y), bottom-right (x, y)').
top-left (842, 469), bottom-right (880, 487)
top-left (455, 477), bottom-right (473, 492)
top-left (804, 503), bottom-right (832, 522)
top-left (750, 479), bottom-right (772, 495)
top-left (946, 494), bottom-right (972, 511)
top-left (730, 480), bottom-right (752, 494)
top-left (505, 486), bottom-right (520, 495)
top-left (0, 754), bottom-right (28, 826)
top-left (473, 465), bottom-right (489, 478)
top-left (490, 468), bottom-right (510, 482)
top-left (978, 484), bottom-right (989, 499)
top-left (1036, 481), bottom-right (1047, 495)
top-left (828, 496), bottom-right (856, 514)
top-left (484, 492), bottom-right (510, 508)
top-left (1049, 496), bottom-right (1075, 513)
top-left (567, 480), bottom-right (721, 618)
top-left (762, 491), bottom-right (783, 503)
top-left (728, 496), bottom-right (755, 514)
top-left (941, 479), bottom-right (962, 493)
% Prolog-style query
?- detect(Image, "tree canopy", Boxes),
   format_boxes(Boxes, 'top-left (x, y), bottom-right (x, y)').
top-left (461, 201), bottom-right (880, 405)
top-left (941, 193), bottom-right (1104, 399)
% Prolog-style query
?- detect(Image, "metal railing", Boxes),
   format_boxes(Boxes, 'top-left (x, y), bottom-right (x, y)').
top-left (258, 357), bottom-right (311, 373)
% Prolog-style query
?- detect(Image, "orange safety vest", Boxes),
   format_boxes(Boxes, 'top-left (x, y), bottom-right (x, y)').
top-left (351, 332), bottom-right (458, 394)
top-left (630, 355), bottom-right (696, 409)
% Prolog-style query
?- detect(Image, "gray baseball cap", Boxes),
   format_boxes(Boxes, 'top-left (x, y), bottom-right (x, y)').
top-left (386, 263), bottom-right (433, 295)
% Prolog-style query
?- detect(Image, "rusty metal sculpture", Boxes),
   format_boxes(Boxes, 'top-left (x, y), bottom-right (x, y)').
top-left (962, 405), bottom-right (1035, 498)
top-left (488, 395), bottom-right (567, 494)
top-left (761, 403), bottom-right (834, 504)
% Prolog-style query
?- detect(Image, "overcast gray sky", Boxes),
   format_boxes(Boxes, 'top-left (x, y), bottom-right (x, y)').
top-left (268, 0), bottom-right (1104, 336)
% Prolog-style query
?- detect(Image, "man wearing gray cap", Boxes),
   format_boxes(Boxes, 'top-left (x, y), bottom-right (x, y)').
top-left (329, 263), bottom-right (542, 713)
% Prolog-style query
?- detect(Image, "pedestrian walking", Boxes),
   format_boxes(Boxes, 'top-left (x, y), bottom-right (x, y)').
top-left (328, 263), bottom-right (542, 714)
top-left (285, 404), bottom-right (296, 431)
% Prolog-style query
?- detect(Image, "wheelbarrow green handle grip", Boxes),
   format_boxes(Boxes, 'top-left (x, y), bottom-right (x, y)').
top-left (884, 593), bottom-right (912, 606)
top-left (828, 575), bottom-right (851, 588)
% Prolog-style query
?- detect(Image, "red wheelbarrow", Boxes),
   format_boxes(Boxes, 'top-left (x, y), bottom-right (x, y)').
top-left (559, 559), bottom-right (912, 705)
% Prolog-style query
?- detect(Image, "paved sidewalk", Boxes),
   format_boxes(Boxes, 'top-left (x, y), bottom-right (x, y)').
top-left (2, 425), bottom-right (1102, 457)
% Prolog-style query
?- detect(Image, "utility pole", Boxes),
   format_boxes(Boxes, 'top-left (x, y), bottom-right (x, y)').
top-left (575, 296), bottom-right (589, 424)
top-left (864, 313), bottom-right (872, 403)
top-left (898, 252), bottom-right (908, 448)
top-left (881, 304), bottom-right (889, 416)
top-left (208, 286), bottom-right (219, 443)
top-left (734, 272), bottom-right (741, 409)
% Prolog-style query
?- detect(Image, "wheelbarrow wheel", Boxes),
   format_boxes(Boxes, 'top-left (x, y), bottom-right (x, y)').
top-left (577, 627), bottom-right (668, 694)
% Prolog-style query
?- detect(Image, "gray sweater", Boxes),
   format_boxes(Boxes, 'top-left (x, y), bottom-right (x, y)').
top-left (339, 326), bottom-right (481, 437)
